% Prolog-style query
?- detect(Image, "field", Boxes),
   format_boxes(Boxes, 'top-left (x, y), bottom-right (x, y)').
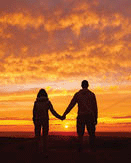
top-left (0, 132), bottom-right (131, 163)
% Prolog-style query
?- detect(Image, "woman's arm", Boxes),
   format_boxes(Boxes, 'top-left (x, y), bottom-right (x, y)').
top-left (49, 101), bottom-right (62, 119)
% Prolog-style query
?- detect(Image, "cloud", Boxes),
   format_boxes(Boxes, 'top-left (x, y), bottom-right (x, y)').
top-left (112, 116), bottom-right (131, 119)
top-left (91, 0), bottom-right (131, 18)
top-left (0, 117), bottom-right (31, 121)
top-left (0, 0), bottom-right (131, 86)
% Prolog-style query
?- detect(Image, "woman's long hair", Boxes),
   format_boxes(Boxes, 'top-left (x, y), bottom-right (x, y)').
top-left (37, 89), bottom-right (48, 98)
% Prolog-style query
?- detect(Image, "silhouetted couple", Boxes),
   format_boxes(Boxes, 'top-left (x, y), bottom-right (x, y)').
top-left (33, 80), bottom-right (98, 156)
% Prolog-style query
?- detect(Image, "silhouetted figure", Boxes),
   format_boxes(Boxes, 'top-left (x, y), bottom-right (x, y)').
top-left (62, 80), bottom-right (98, 152)
top-left (33, 89), bottom-right (63, 156)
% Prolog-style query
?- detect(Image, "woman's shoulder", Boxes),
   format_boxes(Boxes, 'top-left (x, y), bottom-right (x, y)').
top-left (36, 97), bottom-right (49, 102)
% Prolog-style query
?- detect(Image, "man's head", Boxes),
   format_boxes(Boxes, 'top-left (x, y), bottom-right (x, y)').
top-left (81, 80), bottom-right (89, 88)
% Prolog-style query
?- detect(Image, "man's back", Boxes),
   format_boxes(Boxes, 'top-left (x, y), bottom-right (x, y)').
top-left (75, 89), bottom-right (96, 116)
top-left (63, 88), bottom-right (98, 124)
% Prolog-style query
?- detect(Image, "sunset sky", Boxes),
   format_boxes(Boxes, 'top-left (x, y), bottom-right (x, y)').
top-left (0, 0), bottom-right (131, 134)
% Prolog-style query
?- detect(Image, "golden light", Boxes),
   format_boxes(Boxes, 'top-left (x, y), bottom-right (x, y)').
top-left (65, 125), bottom-right (69, 129)
top-left (62, 121), bottom-right (70, 130)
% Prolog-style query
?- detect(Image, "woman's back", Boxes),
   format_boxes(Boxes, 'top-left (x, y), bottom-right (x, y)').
top-left (34, 96), bottom-right (49, 121)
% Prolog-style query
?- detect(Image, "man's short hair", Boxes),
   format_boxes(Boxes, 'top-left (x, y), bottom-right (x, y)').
top-left (81, 80), bottom-right (89, 88)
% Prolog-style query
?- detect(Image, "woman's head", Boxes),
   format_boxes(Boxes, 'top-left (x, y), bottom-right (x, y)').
top-left (37, 89), bottom-right (48, 98)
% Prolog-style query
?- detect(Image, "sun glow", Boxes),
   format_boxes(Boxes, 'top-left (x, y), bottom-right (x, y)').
top-left (65, 125), bottom-right (69, 129)
top-left (62, 122), bottom-right (70, 130)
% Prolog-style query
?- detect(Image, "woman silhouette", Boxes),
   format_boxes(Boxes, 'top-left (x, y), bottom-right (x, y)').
top-left (33, 89), bottom-right (62, 155)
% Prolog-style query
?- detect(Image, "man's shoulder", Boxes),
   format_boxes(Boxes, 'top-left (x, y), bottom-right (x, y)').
top-left (88, 90), bottom-right (96, 99)
top-left (88, 89), bottom-right (95, 95)
top-left (74, 89), bottom-right (95, 97)
top-left (77, 89), bottom-right (95, 94)
top-left (74, 90), bottom-right (82, 95)
top-left (75, 90), bottom-right (80, 94)
top-left (72, 90), bottom-right (82, 99)
top-left (73, 91), bottom-right (79, 98)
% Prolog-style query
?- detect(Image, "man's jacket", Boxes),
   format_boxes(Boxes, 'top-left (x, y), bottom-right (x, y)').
top-left (64, 89), bottom-right (98, 124)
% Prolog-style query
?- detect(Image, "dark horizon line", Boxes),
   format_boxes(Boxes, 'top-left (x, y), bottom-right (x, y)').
top-left (0, 131), bottom-right (131, 133)
top-left (0, 131), bottom-right (131, 138)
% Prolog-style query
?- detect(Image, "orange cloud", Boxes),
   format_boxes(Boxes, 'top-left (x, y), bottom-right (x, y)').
top-left (112, 116), bottom-right (131, 119)
top-left (0, 0), bottom-right (130, 87)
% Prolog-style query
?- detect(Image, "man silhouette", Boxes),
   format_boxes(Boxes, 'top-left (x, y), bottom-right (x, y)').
top-left (62, 80), bottom-right (98, 152)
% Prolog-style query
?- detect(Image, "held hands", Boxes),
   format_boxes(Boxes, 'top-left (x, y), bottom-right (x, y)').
top-left (59, 114), bottom-right (66, 120)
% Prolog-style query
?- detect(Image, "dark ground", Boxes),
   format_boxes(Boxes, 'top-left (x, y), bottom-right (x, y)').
top-left (0, 135), bottom-right (131, 163)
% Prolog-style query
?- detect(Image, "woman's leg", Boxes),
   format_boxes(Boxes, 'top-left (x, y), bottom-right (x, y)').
top-left (42, 120), bottom-right (49, 154)
top-left (35, 121), bottom-right (41, 137)
top-left (34, 122), bottom-right (41, 152)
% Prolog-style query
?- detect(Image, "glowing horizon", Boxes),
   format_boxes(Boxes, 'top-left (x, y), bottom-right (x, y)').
top-left (0, 86), bottom-right (131, 133)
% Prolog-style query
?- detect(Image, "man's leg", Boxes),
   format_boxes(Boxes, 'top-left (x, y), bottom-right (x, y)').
top-left (87, 123), bottom-right (96, 151)
top-left (77, 118), bottom-right (85, 152)
top-left (78, 135), bottom-right (83, 152)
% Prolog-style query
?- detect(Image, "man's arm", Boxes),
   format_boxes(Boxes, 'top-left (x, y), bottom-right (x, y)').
top-left (92, 94), bottom-right (98, 125)
top-left (63, 94), bottom-right (77, 117)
